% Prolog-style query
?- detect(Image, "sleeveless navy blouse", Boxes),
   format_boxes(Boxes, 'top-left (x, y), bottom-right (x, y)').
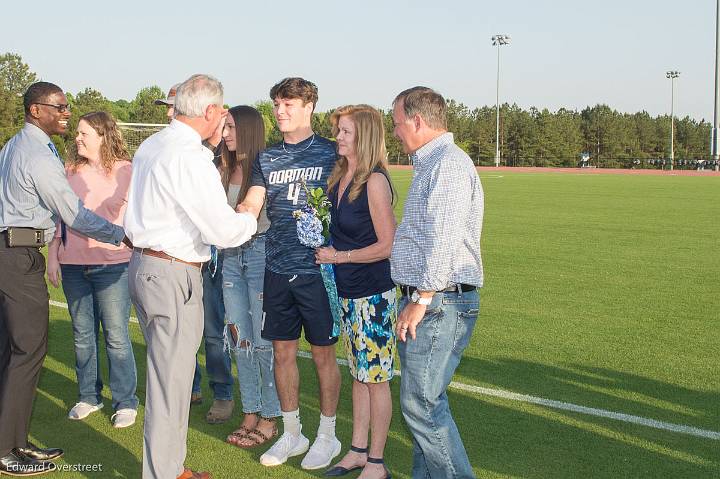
top-left (329, 171), bottom-right (395, 299)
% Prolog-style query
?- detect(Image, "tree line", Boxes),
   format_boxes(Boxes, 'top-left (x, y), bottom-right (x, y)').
top-left (1, 52), bottom-right (712, 167)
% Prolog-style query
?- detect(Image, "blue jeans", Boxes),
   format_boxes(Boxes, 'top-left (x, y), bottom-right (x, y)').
top-left (222, 236), bottom-right (280, 418)
top-left (192, 359), bottom-right (201, 395)
top-left (194, 260), bottom-right (234, 400)
top-left (60, 263), bottom-right (138, 411)
top-left (398, 289), bottom-right (479, 479)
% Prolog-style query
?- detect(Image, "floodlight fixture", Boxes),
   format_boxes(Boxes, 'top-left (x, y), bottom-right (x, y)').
top-left (492, 34), bottom-right (511, 46)
top-left (492, 34), bottom-right (511, 167)
top-left (666, 70), bottom-right (680, 170)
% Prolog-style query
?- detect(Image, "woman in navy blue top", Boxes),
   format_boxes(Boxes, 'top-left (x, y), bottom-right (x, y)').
top-left (315, 105), bottom-right (396, 479)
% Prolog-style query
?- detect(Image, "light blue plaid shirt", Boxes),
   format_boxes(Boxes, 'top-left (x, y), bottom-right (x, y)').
top-left (0, 123), bottom-right (124, 245)
top-left (390, 132), bottom-right (484, 291)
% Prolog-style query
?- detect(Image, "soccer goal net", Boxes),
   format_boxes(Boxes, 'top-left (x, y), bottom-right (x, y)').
top-left (118, 122), bottom-right (166, 156)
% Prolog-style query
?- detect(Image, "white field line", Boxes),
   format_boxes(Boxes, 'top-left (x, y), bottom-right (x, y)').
top-left (49, 300), bottom-right (719, 441)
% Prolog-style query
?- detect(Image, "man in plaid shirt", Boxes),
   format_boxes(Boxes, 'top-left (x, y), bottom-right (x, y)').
top-left (390, 86), bottom-right (484, 479)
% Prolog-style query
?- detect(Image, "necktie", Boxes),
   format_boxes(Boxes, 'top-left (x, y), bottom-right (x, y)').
top-left (47, 142), bottom-right (60, 159)
top-left (48, 142), bottom-right (67, 245)
top-left (60, 221), bottom-right (67, 247)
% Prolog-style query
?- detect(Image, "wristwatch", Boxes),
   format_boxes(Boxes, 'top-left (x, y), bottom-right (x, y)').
top-left (410, 290), bottom-right (432, 306)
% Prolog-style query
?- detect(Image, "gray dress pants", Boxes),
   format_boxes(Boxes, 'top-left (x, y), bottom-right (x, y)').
top-left (129, 251), bottom-right (204, 479)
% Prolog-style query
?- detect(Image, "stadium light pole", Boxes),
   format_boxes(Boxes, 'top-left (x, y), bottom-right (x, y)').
top-left (666, 70), bottom-right (680, 171)
top-left (713, 0), bottom-right (720, 169)
top-left (492, 34), bottom-right (511, 167)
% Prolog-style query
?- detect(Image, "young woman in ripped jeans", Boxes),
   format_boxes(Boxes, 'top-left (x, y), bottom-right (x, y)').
top-left (220, 106), bottom-right (281, 448)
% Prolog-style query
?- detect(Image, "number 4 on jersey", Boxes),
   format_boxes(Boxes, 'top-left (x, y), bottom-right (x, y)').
top-left (287, 182), bottom-right (301, 205)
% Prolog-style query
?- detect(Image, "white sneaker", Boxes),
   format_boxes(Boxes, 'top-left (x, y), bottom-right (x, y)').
top-left (111, 408), bottom-right (137, 428)
top-left (300, 433), bottom-right (341, 470)
top-left (68, 401), bottom-right (103, 420)
top-left (259, 432), bottom-right (310, 467)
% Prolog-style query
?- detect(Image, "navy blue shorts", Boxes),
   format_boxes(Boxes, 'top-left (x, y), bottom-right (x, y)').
top-left (261, 269), bottom-right (338, 346)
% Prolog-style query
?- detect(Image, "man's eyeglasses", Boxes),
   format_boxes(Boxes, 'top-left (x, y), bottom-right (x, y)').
top-left (35, 103), bottom-right (71, 113)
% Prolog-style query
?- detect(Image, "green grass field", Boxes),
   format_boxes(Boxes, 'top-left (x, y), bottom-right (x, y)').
top-left (34, 170), bottom-right (719, 478)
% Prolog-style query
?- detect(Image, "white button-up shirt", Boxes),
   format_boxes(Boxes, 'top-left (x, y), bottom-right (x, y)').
top-left (125, 120), bottom-right (256, 262)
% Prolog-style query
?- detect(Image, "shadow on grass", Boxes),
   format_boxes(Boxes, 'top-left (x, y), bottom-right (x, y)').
top-left (40, 315), bottom-right (719, 478)
top-left (457, 388), bottom-right (719, 479)
top-left (457, 356), bottom-right (719, 431)
top-left (34, 368), bottom-right (140, 478)
top-left (454, 355), bottom-right (719, 477)
top-left (290, 359), bottom-right (718, 478)
top-left (192, 353), bottom-right (719, 479)
top-left (34, 313), bottom-right (143, 477)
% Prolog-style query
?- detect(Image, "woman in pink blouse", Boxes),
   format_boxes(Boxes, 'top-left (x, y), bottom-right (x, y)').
top-left (47, 111), bottom-right (138, 428)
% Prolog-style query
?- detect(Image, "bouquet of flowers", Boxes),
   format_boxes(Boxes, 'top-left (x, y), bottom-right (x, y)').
top-left (292, 179), bottom-right (342, 337)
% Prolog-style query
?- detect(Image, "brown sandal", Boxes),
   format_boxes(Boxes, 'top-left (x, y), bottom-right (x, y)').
top-left (234, 419), bottom-right (278, 449)
top-left (226, 425), bottom-right (253, 445)
top-left (226, 413), bottom-right (262, 446)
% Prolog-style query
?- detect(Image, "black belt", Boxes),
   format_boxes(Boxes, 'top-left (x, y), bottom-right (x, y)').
top-left (0, 228), bottom-right (45, 248)
top-left (398, 283), bottom-right (476, 298)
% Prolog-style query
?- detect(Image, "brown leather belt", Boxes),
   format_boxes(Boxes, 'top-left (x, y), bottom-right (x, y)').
top-left (134, 248), bottom-right (202, 269)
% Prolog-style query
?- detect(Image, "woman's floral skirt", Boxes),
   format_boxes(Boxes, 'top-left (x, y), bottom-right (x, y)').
top-left (340, 288), bottom-right (397, 383)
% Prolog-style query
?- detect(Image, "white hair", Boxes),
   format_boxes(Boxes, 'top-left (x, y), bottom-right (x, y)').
top-left (174, 74), bottom-right (223, 118)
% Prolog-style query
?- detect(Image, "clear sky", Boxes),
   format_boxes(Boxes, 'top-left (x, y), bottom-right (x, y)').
top-left (1, 0), bottom-right (716, 121)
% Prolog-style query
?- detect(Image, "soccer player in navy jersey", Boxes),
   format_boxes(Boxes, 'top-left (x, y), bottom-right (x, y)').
top-left (238, 78), bottom-right (342, 470)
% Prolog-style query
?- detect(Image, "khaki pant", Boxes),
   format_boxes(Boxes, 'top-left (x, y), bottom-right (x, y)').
top-left (129, 251), bottom-right (204, 479)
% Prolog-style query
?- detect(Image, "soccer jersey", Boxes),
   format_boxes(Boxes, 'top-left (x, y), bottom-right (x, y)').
top-left (251, 134), bottom-right (337, 274)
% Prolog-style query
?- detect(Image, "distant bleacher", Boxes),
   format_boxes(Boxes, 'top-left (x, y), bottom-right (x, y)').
top-left (645, 158), bottom-right (720, 170)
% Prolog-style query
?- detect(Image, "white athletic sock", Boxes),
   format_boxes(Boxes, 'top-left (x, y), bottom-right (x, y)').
top-left (318, 413), bottom-right (336, 437)
top-left (282, 409), bottom-right (301, 436)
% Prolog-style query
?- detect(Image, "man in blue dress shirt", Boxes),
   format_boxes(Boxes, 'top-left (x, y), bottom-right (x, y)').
top-left (0, 82), bottom-right (126, 476)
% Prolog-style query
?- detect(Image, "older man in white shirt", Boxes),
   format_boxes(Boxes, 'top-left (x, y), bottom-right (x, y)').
top-left (125, 74), bottom-right (257, 479)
